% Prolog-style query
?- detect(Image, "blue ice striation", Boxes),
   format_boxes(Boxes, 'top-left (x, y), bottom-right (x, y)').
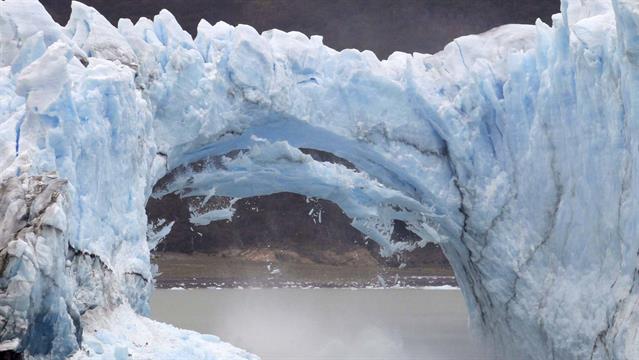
top-left (1, 0), bottom-right (639, 358)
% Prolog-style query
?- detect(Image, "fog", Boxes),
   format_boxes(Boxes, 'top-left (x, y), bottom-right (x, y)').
top-left (151, 288), bottom-right (494, 359)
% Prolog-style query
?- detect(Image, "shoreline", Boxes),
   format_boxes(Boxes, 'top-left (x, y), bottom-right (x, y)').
top-left (155, 275), bottom-right (457, 290)
top-left (153, 251), bottom-right (456, 290)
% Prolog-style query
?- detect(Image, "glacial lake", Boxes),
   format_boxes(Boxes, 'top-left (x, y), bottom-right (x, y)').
top-left (151, 288), bottom-right (494, 360)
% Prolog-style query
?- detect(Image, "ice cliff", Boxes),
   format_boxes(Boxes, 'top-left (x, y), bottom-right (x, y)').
top-left (1, 0), bottom-right (638, 358)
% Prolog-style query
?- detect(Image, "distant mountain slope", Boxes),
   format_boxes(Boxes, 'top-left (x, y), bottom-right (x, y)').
top-left (147, 148), bottom-right (450, 269)
top-left (41, 0), bottom-right (558, 58)
top-left (148, 192), bottom-right (450, 268)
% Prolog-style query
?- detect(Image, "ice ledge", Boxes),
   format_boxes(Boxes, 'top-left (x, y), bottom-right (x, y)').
top-left (70, 305), bottom-right (259, 360)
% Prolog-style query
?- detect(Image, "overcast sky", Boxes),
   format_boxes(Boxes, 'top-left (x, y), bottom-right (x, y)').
top-left (42, 0), bottom-right (559, 58)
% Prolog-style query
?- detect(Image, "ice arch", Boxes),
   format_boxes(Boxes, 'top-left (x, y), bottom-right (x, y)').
top-left (1, 0), bottom-right (639, 359)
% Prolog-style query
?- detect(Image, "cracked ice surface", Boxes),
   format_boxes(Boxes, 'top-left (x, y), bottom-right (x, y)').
top-left (1, 0), bottom-right (639, 358)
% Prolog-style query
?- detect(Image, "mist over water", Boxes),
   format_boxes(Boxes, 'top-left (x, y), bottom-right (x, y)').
top-left (151, 288), bottom-right (494, 359)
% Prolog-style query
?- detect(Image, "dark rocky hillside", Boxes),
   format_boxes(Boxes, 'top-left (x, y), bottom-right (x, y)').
top-left (146, 148), bottom-right (450, 270)
top-left (147, 191), bottom-right (450, 269)
top-left (42, 0), bottom-right (558, 59)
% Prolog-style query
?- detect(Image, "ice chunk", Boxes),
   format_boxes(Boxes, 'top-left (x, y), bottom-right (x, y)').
top-left (69, 305), bottom-right (258, 360)
top-left (65, 1), bottom-right (138, 69)
top-left (15, 41), bottom-right (72, 113)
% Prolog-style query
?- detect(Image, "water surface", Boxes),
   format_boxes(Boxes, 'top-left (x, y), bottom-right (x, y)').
top-left (151, 288), bottom-right (492, 360)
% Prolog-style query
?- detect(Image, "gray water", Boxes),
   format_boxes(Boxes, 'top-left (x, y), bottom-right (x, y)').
top-left (151, 288), bottom-right (493, 360)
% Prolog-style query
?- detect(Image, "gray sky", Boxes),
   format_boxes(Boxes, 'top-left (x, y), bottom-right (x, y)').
top-left (42, 0), bottom-right (559, 58)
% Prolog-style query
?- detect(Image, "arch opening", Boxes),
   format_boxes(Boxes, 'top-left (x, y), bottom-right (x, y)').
top-left (147, 191), bottom-right (453, 289)
top-left (144, 145), bottom-right (473, 359)
top-left (146, 145), bottom-right (455, 289)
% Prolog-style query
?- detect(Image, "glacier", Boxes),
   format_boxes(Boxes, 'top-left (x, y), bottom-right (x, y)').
top-left (1, 0), bottom-right (639, 358)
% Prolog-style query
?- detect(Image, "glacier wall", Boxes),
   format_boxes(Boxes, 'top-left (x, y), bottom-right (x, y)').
top-left (1, 0), bottom-right (638, 358)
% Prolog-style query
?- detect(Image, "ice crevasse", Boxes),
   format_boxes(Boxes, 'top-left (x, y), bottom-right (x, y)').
top-left (1, 0), bottom-right (639, 358)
